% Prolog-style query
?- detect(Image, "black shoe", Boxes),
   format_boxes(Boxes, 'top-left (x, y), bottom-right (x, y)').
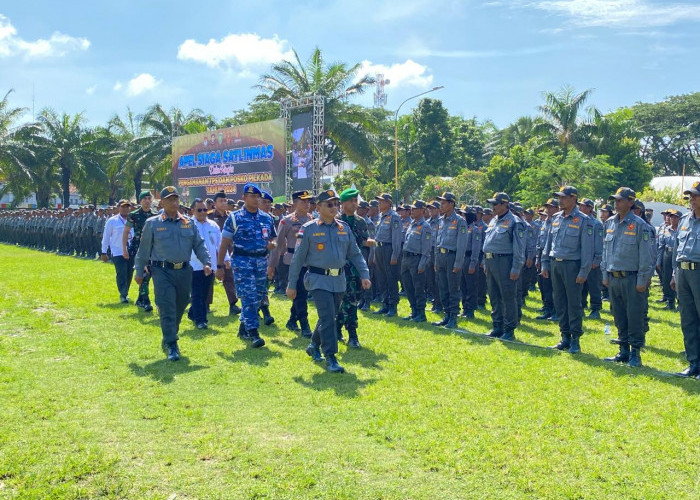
top-left (664, 302), bottom-right (676, 311)
top-left (411, 312), bottom-right (427, 323)
top-left (655, 298), bottom-right (667, 303)
top-left (348, 337), bottom-right (361, 349)
top-left (120, 296), bottom-right (129, 304)
top-left (487, 329), bottom-right (503, 338)
top-left (360, 302), bottom-right (370, 311)
top-left (500, 331), bottom-right (516, 342)
top-left (462, 310), bottom-right (474, 319)
top-left (568, 337), bottom-right (581, 354)
top-left (604, 346), bottom-right (630, 363)
top-left (229, 304), bottom-right (242, 315)
top-left (196, 322), bottom-right (208, 330)
top-left (143, 303), bottom-right (153, 312)
top-left (306, 342), bottom-right (324, 362)
top-left (249, 330), bottom-right (265, 348)
top-left (238, 322), bottom-right (251, 340)
top-left (135, 298), bottom-right (144, 308)
top-left (535, 310), bottom-right (552, 320)
top-left (432, 315), bottom-right (449, 326)
top-left (385, 307), bottom-right (397, 318)
top-left (444, 314), bottom-right (457, 329)
top-left (676, 363), bottom-right (700, 377)
top-left (263, 314), bottom-right (275, 326)
top-left (628, 348), bottom-right (642, 367)
top-left (286, 319), bottom-right (300, 332)
top-left (588, 309), bottom-right (601, 319)
top-left (325, 354), bottom-right (345, 373)
top-left (299, 319), bottom-right (312, 338)
top-left (402, 311), bottom-right (416, 321)
top-left (167, 343), bottom-right (181, 361)
top-left (374, 306), bottom-right (389, 315)
top-left (552, 338), bottom-right (571, 350)
top-left (548, 313), bottom-right (559, 321)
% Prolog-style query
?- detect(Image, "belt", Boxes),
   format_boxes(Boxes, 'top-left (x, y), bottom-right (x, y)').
top-left (234, 248), bottom-right (268, 257)
top-left (680, 262), bottom-right (699, 270)
top-left (439, 248), bottom-right (455, 254)
top-left (376, 241), bottom-right (392, 247)
top-left (553, 258), bottom-right (580, 262)
top-left (308, 266), bottom-right (344, 276)
top-left (610, 270), bottom-right (637, 278)
top-left (403, 250), bottom-right (421, 257)
top-left (484, 252), bottom-right (512, 259)
top-left (287, 247), bottom-right (295, 254)
top-left (150, 260), bottom-right (189, 270)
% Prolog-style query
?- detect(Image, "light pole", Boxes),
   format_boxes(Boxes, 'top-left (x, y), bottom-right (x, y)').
top-left (394, 86), bottom-right (444, 202)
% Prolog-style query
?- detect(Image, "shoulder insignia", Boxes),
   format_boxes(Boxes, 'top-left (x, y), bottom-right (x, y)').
top-left (460, 227), bottom-right (466, 234)
top-left (643, 232), bottom-right (649, 241)
top-left (627, 223), bottom-right (635, 231)
top-left (517, 230), bottom-right (524, 238)
top-left (573, 217), bottom-right (579, 223)
top-left (587, 227), bottom-right (593, 235)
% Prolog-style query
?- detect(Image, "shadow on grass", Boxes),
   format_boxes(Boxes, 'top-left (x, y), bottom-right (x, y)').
top-left (341, 345), bottom-right (388, 370)
top-left (179, 324), bottom-right (222, 340)
top-left (644, 344), bottom-right (685, 360)
top-left (128, 358), bottom-right (208, 384)
top-left (270, 335), bottom-right (310, 351)
top-left (292, 372), bottom-right (377, 398)
top-left (216, 347), bottom-right (282, 366)
top-left (96, 302), bottom-right (132, 310)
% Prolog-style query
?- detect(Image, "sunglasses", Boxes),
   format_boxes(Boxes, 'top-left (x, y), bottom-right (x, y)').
top-left (195, 208), bottom-right (208, 213)
top-left (324, 202), bottom-right (340, 208)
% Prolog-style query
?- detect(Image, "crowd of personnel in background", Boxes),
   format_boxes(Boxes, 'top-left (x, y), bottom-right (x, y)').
top-left (1, 182), bottom-right (698, 379)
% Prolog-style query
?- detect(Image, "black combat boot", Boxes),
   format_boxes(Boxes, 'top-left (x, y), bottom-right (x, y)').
top-left (248, 329), bottom-right (265, 348)
top-left (628, 347), bottom-right (642, 367)
top-left (325, 354), bottom-right (345, 373)
top-left (403, 308), bottom-right (416, 321)
top-left (299, 318), bottom-right (312, 338)
top-left (568, 335), bottom-right (581, 354)
top-left (432, 314), bottom-right (449, 326)
top-left (347, 327), bottom-right (361, 349)
top-left (260, 306), bottom-right (274, 325)
top-left (444, 313), bottom-right (457, 329)
top-left (373, 305), bottom-right (389, 315)
top-left (552, 333), bottom-right (571, 351)
top-left (500, 330), bottom-right (516, 342)
top-left (604, 343), bottom-right (630, 363)
top-left (238, 322), bottom-right (251, 340)
top-left (411, 310), bottom-right (427, 323)
top-left (286, 317), bottom-right (299, 332)
top-left (305, 342), bottom-right (323, 362)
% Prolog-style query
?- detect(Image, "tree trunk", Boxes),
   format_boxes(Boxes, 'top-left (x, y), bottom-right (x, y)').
top-left (61, 161), bottom-right (71, 208)
top-left (133, 169), bottom-right (143, 200)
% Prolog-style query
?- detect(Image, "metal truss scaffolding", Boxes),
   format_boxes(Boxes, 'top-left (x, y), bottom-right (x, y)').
top-left (280, 95), bottom-right (325, 200)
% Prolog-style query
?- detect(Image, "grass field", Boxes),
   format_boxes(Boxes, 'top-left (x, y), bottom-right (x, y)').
top-left (0, 243), bottom-right (698, 499)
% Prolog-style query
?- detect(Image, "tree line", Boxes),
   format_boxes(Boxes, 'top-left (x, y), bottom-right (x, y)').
top-left (0, 47), bottom-right (698, 208)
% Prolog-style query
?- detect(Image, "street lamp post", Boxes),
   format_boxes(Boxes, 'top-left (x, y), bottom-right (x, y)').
top-left (394, 86), bottom-right (444, 202)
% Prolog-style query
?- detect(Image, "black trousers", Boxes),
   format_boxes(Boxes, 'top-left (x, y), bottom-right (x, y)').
top-left (608, 273), bottom-right (645, 348)
top-left (677, 267), bottom-right (700, 363)
top-left (310, 289), bottom-right (344, 356)
top-left (551, 260), bottom-right (584, 337)
top-left (289, 267), bottom-right (309, 321)
top-left (401, 254), bottom-right (427, 312)
top-left (582, 266), bottom-right (603, 311)
top-left (189, 270), bottom-right (214, 324)
top-left (462, 254), bottom-right (478, 313)
top-left (152, 266), bottom-right (193, 346)
top-left (112, 255), bottom-right (133, 299)
top-left (485, 255), bottom-right (518, 333)
top-left (436, 250), bottom-right (461, 314)
top-left (375, 245), bottom-right (400, 306)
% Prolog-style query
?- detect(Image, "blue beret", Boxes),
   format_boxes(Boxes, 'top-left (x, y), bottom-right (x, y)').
top-left (261, 191), bottom-right (273, 202)
top-left (242, 183), bottom-right (261, 196)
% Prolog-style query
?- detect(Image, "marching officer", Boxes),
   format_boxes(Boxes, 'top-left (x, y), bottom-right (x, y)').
top-left (432, 192), bottom-right (468, 329)
top-left (671, 182), bottom-right (700, 378)
top-left (541, 186), bottom-right (594, 354)
top-left (601, 188), bottom-right (654, 367)
top-left (482, 192), bottom-right (525, 341)
top-left (287, 189), bottom-right (371, 373)
top-left (123, 190), bottom-right (158, 312)
top-left (134, 187), bottom-right (212, 361)
top-left (208, 190), bottom-right (242, 316)
top-left (373, 193), bottom-right (402, 317)
top-left (400, 200), bottom-right (432, 323)
top-left (216, 183), bottom-right (277, 348)
top-left (268, 190), bottom-right (315, 337)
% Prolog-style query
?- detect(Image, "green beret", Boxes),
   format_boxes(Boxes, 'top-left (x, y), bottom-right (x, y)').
top-left (339, 188), bottom-right (359, 202)
top-left (138, 190), bottom-right (152, 201)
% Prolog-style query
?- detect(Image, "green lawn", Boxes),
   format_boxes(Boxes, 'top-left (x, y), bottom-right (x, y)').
top-left (0, 244), bottom-right (698, 499)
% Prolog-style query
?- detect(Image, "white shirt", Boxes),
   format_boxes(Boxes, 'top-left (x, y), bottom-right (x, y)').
top-left (101, 214), bottom-right (132, 257)
top-left (190, 218), bottom-right (228, 271)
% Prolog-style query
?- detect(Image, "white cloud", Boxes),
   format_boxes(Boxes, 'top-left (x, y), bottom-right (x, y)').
top-left (530, 0), bottom-right (700, 28)
top-left (85, 85), bottom-right (97, 95)
top-left (0, 14), bottom-right (89, 58)
top-left (358, 59), bottom-right (433, 88)
top-left (177, 33), bottom-right (294, 70)
top-left (125, 73), bottom-right (161, 96)
top-left (113, 82), bottom-right (122, 91)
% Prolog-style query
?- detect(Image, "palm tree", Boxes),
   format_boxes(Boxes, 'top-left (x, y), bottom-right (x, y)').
top-left (130, 104), bottom-right (210, 197)
top-left (0, 90), bottom-right (45, 206)
top-left (255, 47), bottom-right (379, 167)
top-left (534, 86), bottom-right (595, 158)
top-left (38, 109), bottom-right (105, 207)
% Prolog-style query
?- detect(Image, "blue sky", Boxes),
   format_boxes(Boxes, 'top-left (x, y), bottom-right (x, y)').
top-left (1, 0), bottom-right (698, 128)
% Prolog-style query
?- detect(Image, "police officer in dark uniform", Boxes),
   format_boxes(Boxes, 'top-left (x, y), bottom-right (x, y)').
top-left (482, 192), bottom-right (525, 341)
top-left (400, 200), bottom-right (432, 323)
top-left (601, 188), bottom-right (653, 367)
top-left (578, 198), bottom-right (604, 318)
top-left (123, 191), bottom-right (158, 312)
top-left (432, 192), bottom-right (468, 329)
top-left (659, 209), bottom-right (680, 310)
top-left (134, 186), bottom-right (212, 361)
top-left (541, 186), bottom-right (594, 354)
top-left (287, 189), bottom-right (371, 373)
top-left (217, 183), bottom-right (277, 348)
top-left (671, 181), bottom-right (700, 378)
top-left (373, 193), bottom-right (402, 317)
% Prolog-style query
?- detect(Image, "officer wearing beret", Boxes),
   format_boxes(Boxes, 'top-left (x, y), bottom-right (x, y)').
top-left (134, 186), bottom-right (212, 361)
top-left (123, 190), bottom-right (158, 312)
top-left (671, 181), bottom-right (700, 378)
top-left (577, 198), bottom-right (604, 319)
top-left (373, 193), bottom-right (403, 317)
top-left (541, 186), bottom-right (594, 353)
top-left (268, 190), bottom-right (314, 337)
top-left (336, 188), bottom-right (373, 346)
top-left (482, 192), bottom-right (525, 341)
top-left (601, 187), bottom-right (654, 367)
top-left (432, 192), bottom-right (468, 329)
top-left (400, 200), bottom-right (432, 323)
top-left (287, 189), bottom-right (371, 373)
top-left (216, 183), bottom-right (277, 348)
